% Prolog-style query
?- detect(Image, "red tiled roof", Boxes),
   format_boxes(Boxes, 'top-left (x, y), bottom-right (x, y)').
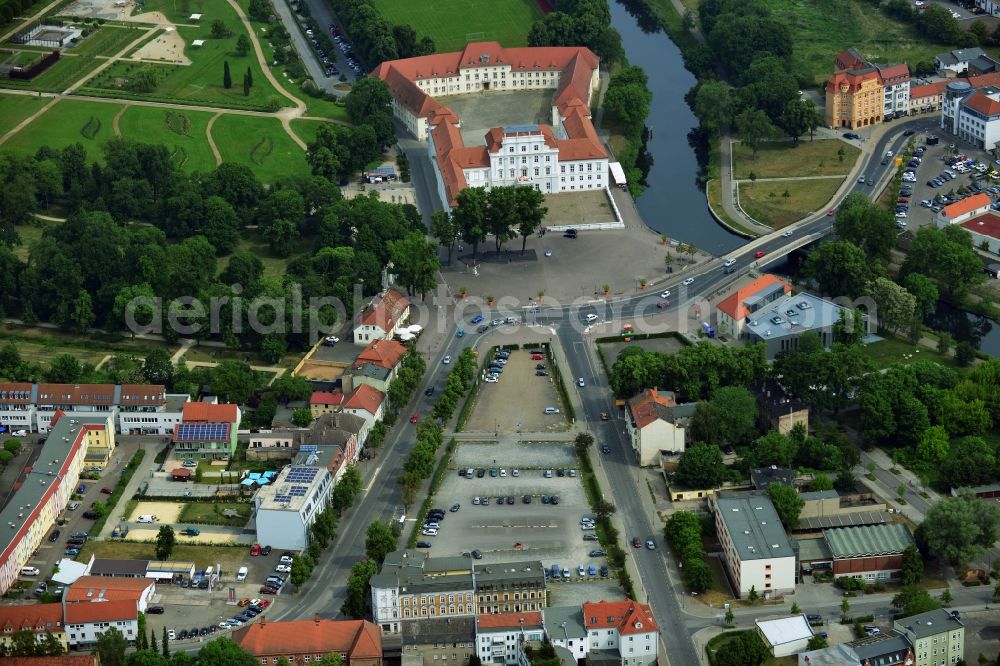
top-left (5, 658), bottom-right (97, 666)
top-left (0, 382), bottom-right (33, 404)
top-left (64, 599), bottom-right (137, 625)
top-left (966, 72), bottom-right (1000, 88)
top-left (910, 82), bottom-right (947, 99)
top-left (0, 603), bottom-right (63, 635)
top-left (182, 402), bottom-right (238, 423)
top-left (875, 63), bottom-right (909, 84)
top-left (359, 289), bottom-right (410, 333)
top-left (343, 384), bottom-right (385, 416)
top-left (476, 611), bottom-right (543, 630)
top-left (66, 576), bottom-right (153, 604)
top-left (311, 391), bottom-right (344, 406)
top-left (627, 389), bottom-right (676, 429)
top-left (941, 192), bottom-right (991, 219)
top-left (119, 384), bottom-right (166, 406)
top-left (961, 211), bottom-right (1000, 239)
top-left (356, 339), bottom-right (407, 371)
top-left (233, 618), bottom-right (382, 659)
top-left (582, 600), bottom-right (658, 635)
top-left (36, 384), bottom-right (116, 406)
top-left (834, 48), bottom-right (867, 72)
top-left (963, 92), bottom-right (1000, 117)
top-left (716, 274), bottom-right (792, 321)
top-left (825, 69), bottom-right (880, 94)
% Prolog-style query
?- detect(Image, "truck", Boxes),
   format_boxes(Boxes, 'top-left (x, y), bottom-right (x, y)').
top-left (112, 524), bottom-right (129, 539)
top-left (701, 321), bottom-right (715, 338)
top-left (182, 527), bottom-right (201, 536)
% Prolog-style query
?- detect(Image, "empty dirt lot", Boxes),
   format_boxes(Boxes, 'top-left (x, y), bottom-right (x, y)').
top-left (462, 347), bottom-right (567, 433)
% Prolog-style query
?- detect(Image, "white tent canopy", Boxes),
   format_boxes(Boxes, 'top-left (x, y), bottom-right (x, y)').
top-left (609, 161), bottom-right (627, 185)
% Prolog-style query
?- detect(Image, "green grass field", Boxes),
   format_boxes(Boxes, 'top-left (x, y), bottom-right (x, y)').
top-left (216, 229), bottom-right (313, 278)
top-left (4, 98), bottom-right (124, 160)
top-left (739, 177), bottom-right (843, 228)
top-left (857, 335), bottom-right (958, 370)
top-left (132, 0), bottom-right (230, 26)
top-left (1, 25), bottom-right (143, 92)
top-left (0, 93), bottom-right (52, 137)
top-left (117, 105), bottom-right (218, 173)
top-left (289, 118), bottom-right (328, 146)
top-left (733, 139), bottom-right (861, 180)
top-left (210, 113), bottom-right (309, 182)
top-left (371, 0), bottom-right (543, 52)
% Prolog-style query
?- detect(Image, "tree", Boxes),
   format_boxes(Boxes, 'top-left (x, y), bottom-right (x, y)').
top-left (685, 558), bottom-right (713, 592)
top-left (397, 470), bottom-right (421, 509)
top-left (453, 187), bottom-right (487, 259)
top-left (341, 559), bottom-right (377, 618)
top-left (155, 525), bottom-right (175, 560)
top-left (574, 432), bottom-right (594, 456)
top-left (162, 626), bottom-right (169, 657)
top-left (211, 20), bottom-right (230, 38)
top-left (47, 353), bottom-right (82, 383)
top-left (790, 601), bottom-right (801, 615)
top-left (365, 520), bottom-right (397, 563)
top-left (941, 436), bottom-right (997, 489)
top-left (142, 348), bottom-right (173, 386)
top-left (389, 232), bottom-right (440, 299)
top-left (515, 186), bottom-right (547, 253)
top-left (430, 210), bottom-right (460, 265)
top-left (317, 654), bottom-right (344, 666)
top-left (804, 240), bottom-right (870, 298)
top-left (807, 635), bottom-right (828, 650)
top-left (287, 408), bottom-right (312, 428)
top-left (331, 465), bottom-right (362, 513)
top-left (905, 272), bottom-right (939, 321)
top-left (840, 596), bottom-right (850, 619)
top-left (724, 607), bottom-right (735, 626)
top-left (916, 425), bottom-right (950, 465)
top-left (290, 553), bottom-right (313, 588)
top-left (603, 66), bottom-right (652, 139)
top-left (866, 277), bottom-right (917, 335)
top-left (921, 492), bottom-right (1000, 566)
top-left (4, 438), bottom-right (21, 455)
top-left (735, 108), bottom-right (776, 159)
top-left (778, 98), bottom-right (822, 142)
top-left (344, 77), bottom-right (394, 147)
top-left (210, 360), bottom-right (257, 404)
top-left (96, 627), bottom-right (127, 666)
top-left (755, 431), bottom-right (798, 468)
top-left (811, 473), bottom-right (834, 491)
top-left (834, 192), bottom-right (898, 263)
top-left (690, 386), bottom-right (758, 446)
top-left (748, 585), bottom-right (759, 603)
top-left (271, 373), bottom-right (311, 404)
top-left (198, 638), bottom-right (257, 666)
top-left (675, 441), bottom-right (726, 489)
top-left (137, 611), bottom-right (148, 650)
top-left (246, 66), bottom-right (252, 88)
top-left (900, 545), bottom-right (923, 585)
top-left (693, 80), bottom-right (735, 134)
top-left (223, 60), bottom-right (232, 89)
top-left (247, 0), bottom-right (271, 21)
top-left (892, 585), bottom-right (941, 617)
top-left (235, 34), bottom-right (250, 56)
top-left (767, 482), bottom-right (805, 530)
top-left (955, 341), bottom-right (977, 367)
top-left (902, 226), bottom-right (985, 301)
top-left (128, 651), bottom-right (168, 666)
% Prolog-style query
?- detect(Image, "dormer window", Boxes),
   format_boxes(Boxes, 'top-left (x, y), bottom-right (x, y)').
top-left (634, 622), bottom-right (643, 629)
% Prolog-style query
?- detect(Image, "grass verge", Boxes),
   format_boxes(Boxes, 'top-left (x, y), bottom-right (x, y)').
top-left (739, 177), bottom-right (843, 228)
top-left (370, 0), bottom-right (542, 52)
top-left (406, 438), bottom-right (456, 548)
top-left (116, 105), bottom-right (218, 173)
top-left (178, 501), bottom-right (251, 526)
top-left (732, 140), bottom-right (860, 180)
top-left (77, 540), bottom-right (248, 569)
top-left (856, 335), bottom-right (958, 370)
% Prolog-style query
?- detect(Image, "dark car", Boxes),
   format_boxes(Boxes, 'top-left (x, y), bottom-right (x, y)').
top-left (476, 468), bottom-right (486, 478)
top-left (599, 566), bottom-right (609, 577)
top-left (476, 324), bottom-right (489, 333)
top-left (523, 495), bottom-right (532, 504)
top-left (507, 495), bottom-right (515, 504)
top-left (198, 579), bottom-right (209, 589)
top-left (632, 537), bottom-right (642, 548)
top-left (601, 444), bottom-right (611, 454)
top-left (497, 496), bottom-right (505, 505)
top-left (550, 496), bottom-right (559, 505)
top-left (199, 627), bottom-right (210, 636)
top-left (583, 534), bottom-right (598, 541)
top-left (536, 363), bottom-right (546, 370)
top-left (471, 549), bottom-right (483, 559)
top-left (416, 540), bottom-right (433, 548)
top-left (82, 510), bottom-right (99, 519)
top-left (556, 469), bottom-right (565, 477)
top-left (100, 487), bottom-right (112, 495)
top-left (147, 606), bottom-right (165, 614)
top-left (535, 370), bottom-right (548, 376)
top-left (806, 614), bottom-right (822, 623)
top-left (424, 386), bottom-right (435, 396)
top-left (260, 586), bottom-right (278, 594)
top-left (589, 549), bottom-right (606, 557)
top-left (903, 129), bottom-right (915, 136)
top-left (261, 545), bottom-right (272, 556)
top-left (179, 630), bottom-right (189, 640)
top-left (48, 529), bottom-right (60, 542)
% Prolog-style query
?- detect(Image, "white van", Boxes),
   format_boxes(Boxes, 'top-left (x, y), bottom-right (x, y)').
top-left (20, 567), bottom-right (40, 576)
top-left (205, 566), bottom-right (214, 578)
top-left (236, 566), bottom-right (248, 582)
top-left (544, 407), bottom-right (560, 414)
top-left (136, 515), bottom-right (156, 523)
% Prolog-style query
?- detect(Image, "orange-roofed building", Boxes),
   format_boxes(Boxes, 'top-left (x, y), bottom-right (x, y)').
top-left (181, 401), bottom-right (240, 424)
top-left (474, 612), bottom-right (544, 665)
top-left (625, 389), bottom-right (695, 465)
top-left (0, 603), bottom-right (66, 653)
top-left (66, 576), bottom-right (155, 610)
top-left (716, 274), bottom-right (792, 338)
top-left (64, 598), bottom-right (139, 650)
top-left (356, 339), bottom-right (407, 372)
top-left (354, 289), bottom-right (411, 347)
top-left (310, 390), bottom-right (344, 419)
top-left (581, 601), bottom-right (658, 666)
top-left (825, 48), bottom-right (912, 128)
top-left (936, 192), bottom-right (992, 226)
top-left (4, 657), bottom-right (97, 666)
top-left (232, 616), bottom-right (382, 666)
top-left (342, 384), bottom-right (385, 446)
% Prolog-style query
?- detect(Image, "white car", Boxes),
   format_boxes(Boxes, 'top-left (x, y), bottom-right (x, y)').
top-left (442, 355), bottom-right (452, 364)
top-left (512, 469), bottom-right (519, 477)
top-left (168, 630), bottom-right (176, 640)
top-left (781, 230), bottom-right (793, 237)
top-left (279, 555), bottom-right (293, 564)
top-left (324, 335), bottom-right (339, 344)
top-left (660, 290), bottom-right (671, 298)
top-left (723, 259), bottom-right (736, 267)
top-left (682, 277), bottom-right (695, 286)
top-left (585, 314), bottom-right (598, 322)
top-left (500, 469), bottom-right (507, 477)
top-left (250, 598), bottom-right (262, 606)
top-left (218, 621), bottom-right (231, 629)
top-left (274, 565), bottom-right (291, 573)
top-left (577, 377), bottom-right (585, 387)
top-left (484, 374), bottom-right (498, 383)
top-left (544, 249), bottom-right (552, 257)
top-left (422, 528), bottom-right (438, 536)
top-left (885, 150), bottom-right (893, 157)
top-left (67, 502), bottom-right (80, 511)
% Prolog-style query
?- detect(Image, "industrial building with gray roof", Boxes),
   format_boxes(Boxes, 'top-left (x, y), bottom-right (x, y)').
top-left (714, 495), bottom-right (794, 561)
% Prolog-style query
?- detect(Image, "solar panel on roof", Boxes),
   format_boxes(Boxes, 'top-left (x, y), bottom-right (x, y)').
top-left (300, 444), bottom-right (318, 453)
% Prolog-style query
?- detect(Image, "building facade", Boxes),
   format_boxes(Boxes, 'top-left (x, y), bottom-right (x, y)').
top-left (624, 389), bottom-right (691, 465)
top-left (712, 495), bottom-right (796, 598)
top-left (961, 213), bottom-right (1000, 253)
top-left (476, 612), bottom-right (544, 666)
top-left (474, 562), bottom-right (547, 615)
top-left (826, 523), bottom-right (914, 581)
top-left (543, 606), bottom-right (588, 662)
top-left (715, 274), bottom-right (792, 339)
top-left (893, 609), bottom-right (964, 666)
top-left (825, 48), bottom-right (910, 128)
top-left (402, 617), bottom-right (476, 666)
top-left (233, 617), bottom-right (383, 666)
top-left (0, 604), bottom-right (66, 653)
top-left (253, 463), bottom-right (333, 550)
top-left (353, 289), bottom-right (410, 346)
top-left (342, 384), bottom-right (385, 446)
top-left (64, 599), bottom-right (139, 650)
top-left (741, 292), bottom-right (869, 361)
top-left (935, 192), bottom-right (992, 226)
top-left (582, 601), bottom-right (658, 666)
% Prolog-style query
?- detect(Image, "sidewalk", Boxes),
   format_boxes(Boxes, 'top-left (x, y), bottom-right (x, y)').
top-left (96, 440), bottom-right (168, 539)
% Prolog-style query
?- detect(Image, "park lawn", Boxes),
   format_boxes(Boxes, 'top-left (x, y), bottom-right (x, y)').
top-left (371, 0), bottom-right (542, 52)
top-left (706, 178), bottom-right (759, 237)
top-left (739, 177), bottom-right (842, 228)
top-left (4, 98), bottom-right (124, 160)
top-left (132, 0), bottom-right (232, 27)
top-left (178, 501), bottom-right (251, 526)
top-left (289, 118), bottom-right (330, 146)
top-left (301, 97), bottom-right (349, 123)
top-left (76, 540), bottom-right (248, 570)
top-left (117, 105), bottom-right (218, 173)
top-left (0, 93), bottom-right (52, 137)
top-left (210, 113), bottom-right (309, 182)
top-left (856, 335), bottom-right (958, 370)
top-left (755, 0), bottom-right (953, 86)
top-left (1, 24), bottom-right (144, 92)
top-left (732, 139), bottom-right (860, 180)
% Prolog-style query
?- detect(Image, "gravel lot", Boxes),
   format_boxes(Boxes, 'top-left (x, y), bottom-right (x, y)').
top-left (452, 442), bottom-right (576, 470)
top-left (463, 347), bottom-right (567, 433)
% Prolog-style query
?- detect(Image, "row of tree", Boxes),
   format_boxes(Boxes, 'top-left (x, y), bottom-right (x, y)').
top-left (527, 0), bottom-right (624, 66)
top-left (663, 511), bottom-right (713, 593)
top-left (430, 185), bottom-right (548, 262)
top-left (387, 348), bottom-right (429, 410)
top-left (327, 0), bottom-right (434, 67)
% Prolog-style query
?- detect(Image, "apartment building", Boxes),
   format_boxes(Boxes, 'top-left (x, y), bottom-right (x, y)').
top-left (341, 384), bottom-right (385, 447)
top-left (353, 289), bottom-right (411, 346)
top-left (476, 612), bottom-right (543, 666)
top-left (402, 617), bottom-right (476, 666)
top-left (941, 80), bottom-right (1000, 150)
top-left (0, 604), bottom-right (66, 653)
top-left (64, 599), bottom-right (139, 650)
top-left (582, 600), bottom-right (658, 666)
top-left (233, 616), bottom-right (383, 666)
top-left (713, 494), bottom-right (796, 598)
top-left (715, 274), bottom-right (792, 339)
top-left (624, 389), bottom-right (694, 464)
top-left (825, 48), bottom-right (910, 129)
top-left (254, 463), bottom-right (333, 550)
top-left (173, 401), bottom-right (241, 460)
top-left (893, 608), bottom-right (964, 666)
top-left (473, 562), bottom-right (547, 615)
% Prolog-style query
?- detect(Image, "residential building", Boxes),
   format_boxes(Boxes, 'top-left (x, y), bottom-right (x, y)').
top-left (342, 384), bottom-right (385, 446)
top-left (65, 575), bottom-right (156, 611)
top-left (977, 0), bottom-right (1000, 16)
top-left (248, 429), bottom-right (309, 456)
top-left (750, 381), bottom-right (808, 436)
top-left (755, 615), bottom-right (814, 658)
top-left (292, 444), bottom-right (346, 486)
top-left (797, 630), bottom-right (914, 666)
top-left (0, 604), bottom-right (66, 653)
top-left (344, 363), bottom-right (393, 395)
top-left (80, 415), bottom-right (116, 470)
top-left (712, 494), bottom-right (796, 598)
top-left (312, 412), bottom-right (365, 464)
top-left (543, 606), bottom-right (588, 662)
top-left (961, 212), bottom-right (1000, 253)
top-left (824, 523), bottom-right (914, 581)
top-left (624, 389), bottom-right (692, 465)
top-left (715, 275), bottom-right (792, 339)
top-left (0, 413), bottom-right (104, 595)
top-left (826, 52), bottom-right (886, 129)
top-left (893, 608), bottom-right (964, 666)
top-left (910, 82), bottom-right (947, 115)
top-left (402, 617), bottom-right (476, 666)
top-left (935, 192), bottom-right (992, 226)
top-left (945, 85), bottom-right (1000, 150)
top-left (310, 390), bottom-right (344, 419)
top-left (476, 612), bottom-right (544, 666)
top-left (356, 339), bottom-right (407, 372)
top-left (473, 561), bottom-right (547, 614)
top-left (935, 47), bottom-right (988, 75)
top-left (582, 600), bottom-right (658, 666)
top-left (741, 292), bottom-right (870, 361)
top-left (253, 463), bottom-right (333, 550)
top-left (173, 401), bottom-right (241, 460)
top-left (5, 657), bottom-right (97, 666)
top-left (373, 43), bottom-right (608, 211)
top-left (0, 382), bottom-right (189, 434)
top-left (749, 467), bottom-right (798, 491)
top-left (353, 289), bottom-right (411, 346)
top-left (876, 63), bottom-right (911, 118)
top-left (232, 616), bottom-right (383, 666)
top-left (370, 550), bottom-right (475, 634)
top-left (64, 598), bottom-right (139, 650)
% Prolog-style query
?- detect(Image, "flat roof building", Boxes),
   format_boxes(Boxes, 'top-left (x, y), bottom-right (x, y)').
top-left (741, 292), bottom-right (869, 360)
top-left (713, 494), bottom-right (796, 598)
top-left (755, 615), bottom-right (814, 657)
top-left (254, 463), bottom-right (333, 550)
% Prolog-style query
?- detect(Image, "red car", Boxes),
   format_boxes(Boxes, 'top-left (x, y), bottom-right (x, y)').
top-left (250, 544), bottom-right (261, 557)
top-left (826, 209), bottom-right (836, 217)
top-left (410, 414), bottom-right (419, 424)
top-left (530, 354), bottom-right (544, 360)
top-left (257, 599), bottom-right (271, 608)
top-left (259, 586), bottom-right (277, 594)
top-left (656, 300), bottom-right (670, 308)
top-left (100, 487), bottom-right (113, 495)
top-left (754, 250), bottom-right (766, 258)
top-left (631, 537), bottom-right (642, 548)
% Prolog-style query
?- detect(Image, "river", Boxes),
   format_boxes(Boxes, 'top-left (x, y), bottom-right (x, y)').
top-left (609, 0), bottom-right (744, 255)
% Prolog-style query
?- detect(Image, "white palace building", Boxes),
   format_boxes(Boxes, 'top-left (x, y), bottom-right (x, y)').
top-left (373, 42), bottom-right (611, 209)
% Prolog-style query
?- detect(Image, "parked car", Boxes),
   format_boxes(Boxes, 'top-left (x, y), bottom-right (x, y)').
top-left (48, 530), bottom-right (60, 542)
top-left (250, 544), bottom-right (261, 556)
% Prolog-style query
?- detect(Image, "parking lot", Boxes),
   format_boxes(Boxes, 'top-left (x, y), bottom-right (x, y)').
top-left (462, 347), bottom-right (568, 433)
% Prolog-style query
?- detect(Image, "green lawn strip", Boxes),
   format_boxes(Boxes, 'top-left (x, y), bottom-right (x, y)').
top-left (706, 179), bottom-right (758, 237)
top-left (732, 140), bottom-right (860, 180)
top-left (117, 104), bottom-right (217, 173)
top-left (211, 113), bottom-right (309, 182)
top-left (0, 92), bottom-right (52, 136)
top-left (288, 117), bottom-right (326, 147)
top-left (4, 98), bottom-right (123, 160)
top-left (1, 25), bottom-right (142, 92)
top-left (371, 0), bottom-right (541, 52)
top-left (301, 97), bottom-right (349, 122)
top-left (738, 177), bottom-right (842, 228)
top-left (755, 0), bottom-right (951, 86)
top-left (178, 501), bottom-right (251, 526)
top-left (856, 335), bottom-right (958, 370)
top-left (77, 540), bottom-right (248, 570)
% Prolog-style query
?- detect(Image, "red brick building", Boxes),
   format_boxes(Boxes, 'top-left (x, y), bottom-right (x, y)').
top-left (233, 616), bottom-right (382, 666)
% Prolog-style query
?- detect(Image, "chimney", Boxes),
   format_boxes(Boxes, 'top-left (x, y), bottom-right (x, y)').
top-left (315, 613), bottom-right (322, 625)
